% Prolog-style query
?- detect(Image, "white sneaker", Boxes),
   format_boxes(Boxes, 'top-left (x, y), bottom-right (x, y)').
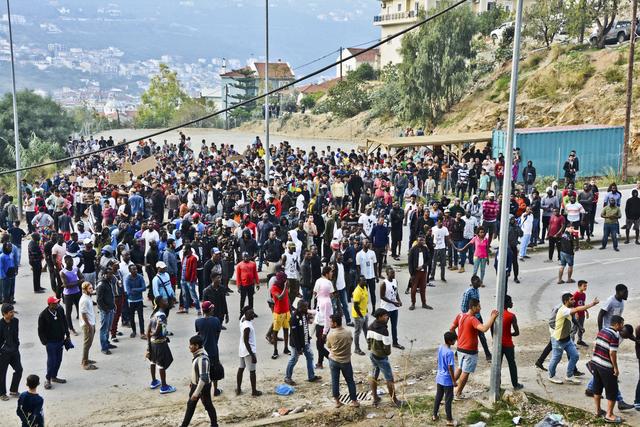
top-left (565, 377), bottom-right (581, 385)
top-left (549, 376), bottom-right (564, 384)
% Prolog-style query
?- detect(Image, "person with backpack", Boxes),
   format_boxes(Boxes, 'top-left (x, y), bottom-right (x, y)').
top-left (151, 262), bottom-right (176, 316)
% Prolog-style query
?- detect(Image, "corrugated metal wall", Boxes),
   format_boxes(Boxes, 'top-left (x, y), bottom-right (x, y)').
top-left (492, 126), bottom-right (624, 179)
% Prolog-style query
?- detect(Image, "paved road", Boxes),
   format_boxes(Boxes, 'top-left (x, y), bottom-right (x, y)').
top-left (0, 186), bottom-right (638, 425)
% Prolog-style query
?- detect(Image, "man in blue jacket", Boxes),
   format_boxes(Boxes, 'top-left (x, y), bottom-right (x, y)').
top-left (125, 265), bottom-right (147, 339)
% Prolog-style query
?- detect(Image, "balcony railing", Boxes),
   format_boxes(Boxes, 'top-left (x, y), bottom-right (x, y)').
top-left (373, 10), bottom-right (417, 24)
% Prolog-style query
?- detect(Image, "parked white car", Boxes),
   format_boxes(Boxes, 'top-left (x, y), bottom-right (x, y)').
top-left (491, 21), bottom-right (514, 44)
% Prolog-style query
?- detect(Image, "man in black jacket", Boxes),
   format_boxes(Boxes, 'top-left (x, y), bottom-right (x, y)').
top-left (96, 266), bottom-right (117, 355)
top-left (284, 300), bottom-right (320, 386)
top-left (201, 275), bottom-right (229, 329)
top-left (28, 233), bottom-right (46, 294)
top-left (522, 161), bottom-right (537, 195)
top-left (507, 215), bottom-right (523, 283)
top-left (407, 235), bottom-right (432, 310)
top-left (37, 296), bottom-right (69, 390)
top-left (624, 189), bottom-right (640, 244)
top-left (389, 202), bottom-right (404, 260)
top-left (0, 303), bottom-right (21, 399)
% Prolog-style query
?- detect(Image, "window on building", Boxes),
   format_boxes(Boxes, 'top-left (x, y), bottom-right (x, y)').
top-left (397, 3), bottom-right (402, 12)
top-left (415, 1), bottom-right (419, 11)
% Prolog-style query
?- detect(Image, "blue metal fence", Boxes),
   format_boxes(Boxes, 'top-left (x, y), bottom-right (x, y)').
top-left (492, 125), bottom-right (624, 179)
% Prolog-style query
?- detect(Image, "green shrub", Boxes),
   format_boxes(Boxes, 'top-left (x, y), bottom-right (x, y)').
top-left (604, 66), bottom-right (625, 84)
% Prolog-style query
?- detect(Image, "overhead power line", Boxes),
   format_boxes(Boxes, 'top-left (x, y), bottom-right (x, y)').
top-left (0, 0), bottom-right (468, 177)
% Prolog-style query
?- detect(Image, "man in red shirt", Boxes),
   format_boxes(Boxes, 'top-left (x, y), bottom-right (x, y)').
top-left (177, 244), bottom-right (201, 316)
top-left (269, 272), bottom-right (290, 359)
top-left (235, 252), bottom-right (259, 317)
top-left (450, 299), bottom-right (498, 399)
top-left (546, 208), bottom-right (565, 262)
top-left (571, 280), bottom-right (589, 347)
top-left (498, 295), bottom-right (523, 390)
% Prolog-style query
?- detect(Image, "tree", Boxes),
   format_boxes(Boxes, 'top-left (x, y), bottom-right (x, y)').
top-left (476, 5), bottom-right (511, 36)
top-left (135, 64), bottom-right (189, 128)
top-left (565, 0), bottom-right (593, 43)
top-left (170, 98), bottom-right (220, 128)
top-left (589, 0), bottom-right (620, 48)
top-left (398, 4), bottom-right (476, 126)
top-left (370, 64), bottom-right (402, 120)
top-left (524, 0), bottom-right (565, 48)
top-left (324, 79), bottom-right (371, 118)
top-left (347, 63), bottom-right (377, 82)
top-left (0, 90), bottom-right (74, 169)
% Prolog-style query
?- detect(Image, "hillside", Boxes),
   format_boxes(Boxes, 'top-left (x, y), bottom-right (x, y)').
top-left (436, 44), bottom-right (639, 133)
top-left (241, 43), bottom-right (640, 159)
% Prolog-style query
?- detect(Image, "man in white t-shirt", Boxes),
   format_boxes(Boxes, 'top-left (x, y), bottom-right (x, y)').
top-left (141, 224), bottom-right (160, 255)
top-left (356, 239), bottom-right (378, 311)
top-left (430, 218), bottom-right (450, 283)
top-left (564, 194), bottom-right (585, 228)
top-left (79, 281), bottom-right (97, 370)
top-left (237, 307), bottom-right (261, 396)
top-left (358, 207), bottom-right (377, 238)
top-left (519, 207), bottom-right (534, 260)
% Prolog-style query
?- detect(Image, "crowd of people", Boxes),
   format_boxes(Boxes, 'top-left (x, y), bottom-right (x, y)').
top-left (0, 132), bottom-right (638, 425)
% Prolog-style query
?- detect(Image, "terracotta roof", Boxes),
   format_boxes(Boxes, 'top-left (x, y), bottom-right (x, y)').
top-left (252, 62), bottom-right (295, 80)
top-left (220, 67), bottom-right (254, 78)
top-left (299, 77), bottom-right (341, 94)
top-left (346, 47), bottom-right (380, 63)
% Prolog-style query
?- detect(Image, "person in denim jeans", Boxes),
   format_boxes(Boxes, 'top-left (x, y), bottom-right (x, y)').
top-left (177, 245), bottom-right (201, 316)
top-left (331, 252), bottom-right (352, 326)
top-left (548, 293), bottom-right (599, 384)
top-left (284, 301), bottom-right (320, 385)
top-left (96, 267), bottom-right (117, 355)
top-left (0, 242), bottom-right (16, 303)
top-left (326, 314), bottom-right (359, 408)
top-left (600, 198), bottom-right (621, 251)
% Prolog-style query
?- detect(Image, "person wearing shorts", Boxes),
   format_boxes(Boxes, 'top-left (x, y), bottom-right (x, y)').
top-left (270, 272), bottom-right (290, 359)
top-left (146, 297), bottom-right (176, 394)
top-left (366, 308), bottom-right (406, 408)
top-left (236, 307), bottom-right (261, 397)
top-left (558, 226), bottom-right (577, 285)
top-left (590, 315), bottom-right (625, 423)
top-left (450, 298), bottom-right (498, 400)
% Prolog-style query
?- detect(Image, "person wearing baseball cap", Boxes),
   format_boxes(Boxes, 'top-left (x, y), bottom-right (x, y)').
top-left (366, 307), bottom-right (406, 408)
top-left (195, 301), bottom-right (224, 396)
top-left (37, 296), bottom-right (70, 390)
top-left (151, 261), bottom-right (176, 314)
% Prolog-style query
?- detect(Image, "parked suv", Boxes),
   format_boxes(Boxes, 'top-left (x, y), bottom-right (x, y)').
top-left (589, 20), bottom-right (639, 46)
top-left (490, 21), bottom-right (514, 44)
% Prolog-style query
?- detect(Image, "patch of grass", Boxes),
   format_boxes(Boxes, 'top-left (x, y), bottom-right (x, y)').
top-left (465, 409), bottom-right (487, 424)
top-left (439, 111), bottom-right (468, 128)
top-left (488, 73), bottom-right (511, 102)
top-left (525, 52), bottom-right (594, 99)
top-left (615, 51), bottom-right (627, 65)
top-left (521, 52), bottom-right (545, 72)
top-left (604, 66), bottom-right (625, 84)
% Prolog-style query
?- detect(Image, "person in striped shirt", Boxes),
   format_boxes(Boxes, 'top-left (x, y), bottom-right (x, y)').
top-left (179, 335), bottom-right (218, 427)
top-left (590, 315), bottom-right (624, 424)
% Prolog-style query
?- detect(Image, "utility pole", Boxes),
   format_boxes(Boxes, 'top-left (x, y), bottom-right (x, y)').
top-left (264, 0), bottom-right (271, 184)
top-left (7, 0), bottom-right (22, 218)
top-left (622, 0), bottom-right (638, 180)
top-left (489, 0), bottom-right (524, 403)
top-left (339, 46), bottom-right (343, 80)
top-left (224, 84), bottom-right (229, 130)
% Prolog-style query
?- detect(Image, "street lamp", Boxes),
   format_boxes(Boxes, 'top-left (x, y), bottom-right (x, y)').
top-left (6, 0), bottom-right (22, 217)
top-left (264, 0), bottom-right (270, 184)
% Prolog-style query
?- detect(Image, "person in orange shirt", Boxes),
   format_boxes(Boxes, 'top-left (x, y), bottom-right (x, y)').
top-left (234, 252), bottom-right (259, 317)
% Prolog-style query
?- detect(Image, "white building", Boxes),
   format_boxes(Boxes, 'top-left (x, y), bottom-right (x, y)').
top-left (335, 47), bottom-right (380, 78)
top-left (374, 0), bottom-right (525, 65)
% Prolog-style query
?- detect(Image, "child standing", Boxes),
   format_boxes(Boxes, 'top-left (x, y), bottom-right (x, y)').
top-left (571, 280), bottom-right (589, 347)
top-left (17, 374), bottom-right (44, 427)
top-left (478, 170), bottom-right (490, 199)
top-left (433, 331), bottom-right (457, 425)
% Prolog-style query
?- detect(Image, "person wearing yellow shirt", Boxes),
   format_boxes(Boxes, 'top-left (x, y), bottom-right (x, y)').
top-left (351, 275), bottom-right (369, 356)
